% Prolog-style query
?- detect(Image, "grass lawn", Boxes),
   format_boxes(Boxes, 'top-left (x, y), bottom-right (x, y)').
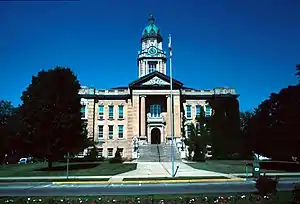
top-left (187, 160), bottom-right (284, 174)
top-left (0, 191), bottom-right (294, 204)
top-left (0, 161), bottom-right (137, 177)
top-left (123, 176), bottom-right (228, 181)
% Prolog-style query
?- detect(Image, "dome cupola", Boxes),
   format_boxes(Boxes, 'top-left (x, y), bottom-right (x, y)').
top-left (141, 14), bottom-right (162, 42)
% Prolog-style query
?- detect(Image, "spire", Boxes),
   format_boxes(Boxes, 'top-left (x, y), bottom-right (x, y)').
top-left (148, 14), bottom-right (155, 24)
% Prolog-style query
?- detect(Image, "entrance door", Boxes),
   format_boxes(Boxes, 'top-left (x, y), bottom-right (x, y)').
top-left (151, 128), bottom-right (161, 144)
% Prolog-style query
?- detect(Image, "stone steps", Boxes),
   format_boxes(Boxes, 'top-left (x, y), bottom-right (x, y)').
top-left (158, 144), bottom-right (181, 162)
top-left (138, 144), bottom-right (181, 162)
top-left (138, 144), bottom-right (160, 162)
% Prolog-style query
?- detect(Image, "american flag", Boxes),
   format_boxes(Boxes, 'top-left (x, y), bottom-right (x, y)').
top-left (168, 34), bottom-right (172, 57)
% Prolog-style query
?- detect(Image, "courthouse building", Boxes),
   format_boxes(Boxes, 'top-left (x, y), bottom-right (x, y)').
top-left (79, 15), bottom-right (238, 159)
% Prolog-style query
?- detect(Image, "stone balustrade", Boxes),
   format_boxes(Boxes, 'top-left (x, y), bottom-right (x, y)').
top-left (78, 88), bottom-right (129, 96)
top-left (182, 87), bottom-right (236, 95)
top-left (147, 113), bottom-right (165, 123)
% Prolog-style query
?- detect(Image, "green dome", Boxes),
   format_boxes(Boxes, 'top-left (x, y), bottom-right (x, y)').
top-left (141, 15), bottom-right (162, 42)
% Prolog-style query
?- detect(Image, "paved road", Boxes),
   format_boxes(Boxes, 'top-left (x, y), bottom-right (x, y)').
top-left (0, 180), bottom-right (298, 196)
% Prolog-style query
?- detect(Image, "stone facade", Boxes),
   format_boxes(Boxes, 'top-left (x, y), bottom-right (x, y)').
top-left (78, 15), bottom-right (239, 159)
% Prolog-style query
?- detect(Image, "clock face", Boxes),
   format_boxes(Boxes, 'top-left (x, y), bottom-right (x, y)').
top-left (148, 46), bottom-right (157, 56)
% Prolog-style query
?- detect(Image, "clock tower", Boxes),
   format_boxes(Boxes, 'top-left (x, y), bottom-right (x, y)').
top-left (137, 15), bottom-right (167, 78)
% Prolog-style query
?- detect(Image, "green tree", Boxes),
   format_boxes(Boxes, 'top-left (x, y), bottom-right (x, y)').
top-left (240, 111), bottom-right (255, 159)
top-left (296, 64), bottom-right (300, 82)
top-left (20, 66), bottom-right (86, 168)
top-left (0, 100), bottom-right (14, 162)
top-left (193, 106), bottom-right (208, 161)
top-left (184, 106), bottom-right (208, 161)
top-left (248, 85), bottom-right (300, 160)
top-left (208, 97), bottom-right (240, 158)
top-left (181, 114), bottom-right (186, 151)
top-left (0, 100), bottom-right (14, 126)
top-left (240, 111), bottom-right (254, 134)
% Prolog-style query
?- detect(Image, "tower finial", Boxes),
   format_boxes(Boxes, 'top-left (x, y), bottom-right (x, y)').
top-left (148, 14), bottom-right (155, 24)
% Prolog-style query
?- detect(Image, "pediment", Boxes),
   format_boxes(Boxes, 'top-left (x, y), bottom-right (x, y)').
top-left (142, 76), bottom-right (170, 86)
top-left (129, 71), bottom-right (183, 89)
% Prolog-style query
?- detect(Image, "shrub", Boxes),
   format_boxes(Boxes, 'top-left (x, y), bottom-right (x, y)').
top-left (255, 175), bottom-right (278, 196)
top-left (293, 182), bottom-right (300, 203)
top-left (87, 146), bottom-right (97, 161)
top-left (193, 149), bottom-right (205, 162)
top-left (109, 148), bottom-right (123, 164)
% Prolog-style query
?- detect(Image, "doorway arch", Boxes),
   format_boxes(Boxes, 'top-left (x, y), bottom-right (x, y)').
top-left (151, 128), bottom-right (161, 144)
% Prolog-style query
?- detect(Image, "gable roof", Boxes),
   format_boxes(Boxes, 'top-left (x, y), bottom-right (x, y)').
top-left (129, 71), bottom-right (183, 89)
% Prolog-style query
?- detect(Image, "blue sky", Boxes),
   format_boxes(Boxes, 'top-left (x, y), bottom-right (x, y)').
top-left (1, 0), bottom-right (299, 111)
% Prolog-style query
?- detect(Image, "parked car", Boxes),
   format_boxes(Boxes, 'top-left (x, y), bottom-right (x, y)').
top-left (18, 157), bottom-right (34, 164)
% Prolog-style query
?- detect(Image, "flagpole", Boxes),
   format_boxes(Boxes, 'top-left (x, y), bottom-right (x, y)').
top-left (169, 34), bottom-right (175, 177)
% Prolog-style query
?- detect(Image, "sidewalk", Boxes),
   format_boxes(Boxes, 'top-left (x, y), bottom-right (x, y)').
top-left (231, 172), bottom-right (300, 177)
top-left (0, 172), bottom-right (300, 181)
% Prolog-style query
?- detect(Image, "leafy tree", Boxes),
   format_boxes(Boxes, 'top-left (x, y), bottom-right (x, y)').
top-left (0, 100), bottom-right (14, 126)
top-left (207, 97), bottom-right (240, 158)
top-left (181, 114), bottom-right (186, 151)
top-left (20, 66), bottom-right (86, 168)
top-left (184, 106), bottom-right (208, 161)
top-left (240, 111), bottom-right (255, 159)
top-left (296, 64), bottom-right (300, 83)
top-left (248, 85), bottom-right (300, 160)
top-left (0, 100), bottom-right (14, 162)
top-left (240, 111), bottom-right (254, 134)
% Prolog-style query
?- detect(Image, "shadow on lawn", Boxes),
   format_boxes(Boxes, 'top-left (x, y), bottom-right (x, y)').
top-left (37, 163), bottom-right (99, 171)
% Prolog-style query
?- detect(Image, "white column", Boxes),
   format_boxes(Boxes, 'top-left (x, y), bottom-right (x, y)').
top-left (140, 96), bottom-right (146, 137)
top-left (158, 61), bottom-right (160, 72)
top-left (145, 61), bottom-right (148, 75)
top-left (138, 61), bottom-right (141, 78)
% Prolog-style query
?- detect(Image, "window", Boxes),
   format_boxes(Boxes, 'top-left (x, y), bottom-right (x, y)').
top-left (98, 105), bottom-right (104, 119)
top-left (118, 105), bottom-right (124, 119)
top-left (108, 105), bottom-right (114, 119)
top-left (108, 125), bottom-right (114, 139)
top-left (196, 105), bottom-right (201, 117)
top-left (118, 148), bottom-right (124, 157)
top-left (148, 61), bottom-right (157, 73)
top-left (150, 104), bottom-right (161, 117)
top-left (186, 124), bottom-right (191, 137)
top-left (80, 105), bottom-right (86, 118)
top-left (98, 125), bottom-right (103, 139)
top-left (186, 105), bottom-right (191, 118)
top-left (97, 148), bottom-right (103, 157)
top-left (108, 148), bottom-right (113, 157)
top-left (205, 105), bottom-right (211, 117)
top-left (118, 125), bottom-right (124, 139)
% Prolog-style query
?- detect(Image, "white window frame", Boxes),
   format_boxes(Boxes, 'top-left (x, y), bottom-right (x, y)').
top-left (118, 125), bottom-right (124, 139)
top-left (80, 98), bottom-right (88, 119)
top-left (98, 105), bottom-right (104, 120)
top-left (205, 104), bottom-right (211, 117)
top-left (186, 104), bottom-right (192, 119)
top-left (118, 105), bottom-right (124, 119)
top-left (98, 125), bottom-right (103, 139)
top-left (108, 125), bottom-right (114, 139)
top-left (108, 105), bottom-right (114, 119)
top-left (196, 105), bottom-right (201, 117)
top-left (107, 148), bottom-right (114, 157)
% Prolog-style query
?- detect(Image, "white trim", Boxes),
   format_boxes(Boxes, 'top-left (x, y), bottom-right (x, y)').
top-left (80, 99), bottom-right (88, 119)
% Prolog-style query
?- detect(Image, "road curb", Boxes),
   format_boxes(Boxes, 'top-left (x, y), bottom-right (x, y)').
top-left (52, 178), bottom-right (246, 185)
